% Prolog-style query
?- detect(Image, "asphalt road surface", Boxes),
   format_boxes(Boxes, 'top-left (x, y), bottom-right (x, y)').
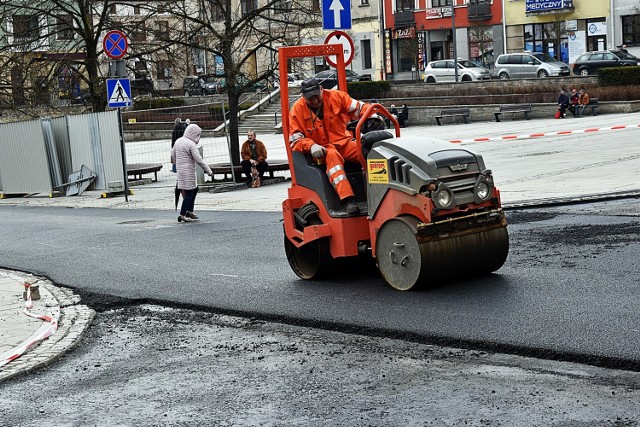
top-left (1, 199), bottom-right (639, 370)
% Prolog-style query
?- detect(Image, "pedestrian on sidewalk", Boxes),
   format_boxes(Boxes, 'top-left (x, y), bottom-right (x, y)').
top-left (171, 124), bottom-right (214, 223)
top-left (171, 118), bottom-right (187, 173)
top-left (240, 130), bottom-right (269, 188)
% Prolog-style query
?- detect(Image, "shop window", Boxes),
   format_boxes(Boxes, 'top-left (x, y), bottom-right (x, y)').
top-left (397, 38), bottom-right (416, 72)
top-left (622, 15), bottom-right (640, 46)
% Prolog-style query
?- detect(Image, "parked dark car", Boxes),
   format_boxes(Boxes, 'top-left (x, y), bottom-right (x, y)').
top-left (313, 69), bottom-right (372, 89)
top-left (572, 50), bottom-right (640, 76)
top-left (182, 76), bottom-right (203, 96)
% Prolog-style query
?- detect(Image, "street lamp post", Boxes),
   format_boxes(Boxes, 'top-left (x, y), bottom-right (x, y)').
top-left (451, 0), bottom-right (458, 82)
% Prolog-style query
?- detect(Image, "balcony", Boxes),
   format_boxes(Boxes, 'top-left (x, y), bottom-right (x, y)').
top-left (467, 1), bottom-right (491, 21)
top-left (394, 10), bottom-right (415, 26)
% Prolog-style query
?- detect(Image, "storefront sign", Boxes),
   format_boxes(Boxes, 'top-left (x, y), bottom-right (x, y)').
top-left (393, 27), bottom-right (415, 39)
top-left (525, 0), bottom-right (573, 13)
top-left (384, 29), bottom-right (393, 74)
top-left (426, 7), bottom-right (452, 19)
top-left (587, 21), bottom-right (607, 36)
top-left (417, 32), bottom-right (426, 70)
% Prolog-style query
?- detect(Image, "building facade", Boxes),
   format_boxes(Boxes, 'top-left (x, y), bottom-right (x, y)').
top-left (504, 0), bottom-right (610, 64)
top-left (382, 0), bottom-right (504, 80)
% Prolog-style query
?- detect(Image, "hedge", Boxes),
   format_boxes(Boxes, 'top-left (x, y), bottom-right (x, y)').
top-left (347, 81), bottom-right (391, 100)
top-left (598, 66), bottom-right (640, 86)
top-left (133, 98), bottom-right (185, 110)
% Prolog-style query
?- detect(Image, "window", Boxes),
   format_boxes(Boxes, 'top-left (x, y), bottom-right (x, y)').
top-left (398, 0), bottom-right (415, 11)
top-left (211, 3), bottom-right (224, 19)
top-left (12, 15), bottom-right (39, 41)
top-left (56, 14), bottom-right (74, 40)
top-left (361, 40), bottom-right (372, 69)
top-left (134, 60), bottom-right (148, 79)
top-left (622, 15), bottom-right (640, 46)
top-left (156, 61), bottom-right (172, 79)
top-left (432, 0), bottom-right (450, 7)
top-left (360, 0), bottom-right (370, 5)
top-left (130, 22), bottom-right (146, 42)
top-left (108, 4), bottom-right (116, 14)
top-left (156, 21), bottom-right (169, 40)
top-left (241, 0), bottom-right (257, 16)
top-left (312, 0), bottom-right (320, 11)
top-left (275, 0), bottom-right (292, 11)
top-left (134, 5), bottom-right (141, 14)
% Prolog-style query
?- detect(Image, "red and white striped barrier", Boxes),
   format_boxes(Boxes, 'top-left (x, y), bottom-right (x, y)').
top-left (0, 282), bottom-right (59, 368)
top-left (448, 123), bottom-right (640, 144)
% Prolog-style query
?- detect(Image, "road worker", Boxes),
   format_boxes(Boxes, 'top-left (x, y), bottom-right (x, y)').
top-left (288, 78), bottom-right (368, 214)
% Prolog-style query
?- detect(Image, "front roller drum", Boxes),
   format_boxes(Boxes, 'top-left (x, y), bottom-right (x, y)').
top-left (284, 234), bottom-right (331, 280)
top-left (376, 216), bottom-right (509, 291)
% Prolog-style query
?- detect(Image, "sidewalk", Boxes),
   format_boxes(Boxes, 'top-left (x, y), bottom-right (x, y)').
top-left (1, 112), bottom-right (639, 382)
top-left (0, 270), bottom-right (94, 382)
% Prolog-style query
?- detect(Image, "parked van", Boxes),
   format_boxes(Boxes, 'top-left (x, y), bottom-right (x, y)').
top-left (492, 52), bottom-right (570, 79)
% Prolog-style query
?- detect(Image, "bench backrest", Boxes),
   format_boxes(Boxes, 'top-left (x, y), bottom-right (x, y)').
top-left (440, 107), bottom-right (470, 115)
top-left (589, 98), bottom-right (598, 105)
top-left (500, 103), bottom-right (532, 111)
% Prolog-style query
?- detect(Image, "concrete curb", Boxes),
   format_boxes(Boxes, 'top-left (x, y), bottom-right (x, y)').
top-left (0, 273), bottom-right (95, 384)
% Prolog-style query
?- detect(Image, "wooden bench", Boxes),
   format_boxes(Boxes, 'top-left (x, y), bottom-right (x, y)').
top-left (580, 98), bottom-right (599, 116)
top-left (435, 107), bottom-right (470, 126)
top-left (494, 103), bottom-right (532, 122)
top-left (127, 163), bottom-right (163, 181)
top-left (208, 159), bottom-right (290, 180)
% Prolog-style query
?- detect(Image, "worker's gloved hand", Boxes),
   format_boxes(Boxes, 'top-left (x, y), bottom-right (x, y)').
top-left (310, 144), bottom-right (326, 159)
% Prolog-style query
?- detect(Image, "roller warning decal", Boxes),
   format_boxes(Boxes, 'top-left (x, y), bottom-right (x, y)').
top-left (367, 159), bottom-right (388, 184)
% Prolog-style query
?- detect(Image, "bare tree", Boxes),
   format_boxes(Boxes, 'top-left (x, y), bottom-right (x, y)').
top-left (165, 0), bottom-right (317, 166)
top-left (0, 0), bottom-right (186, 113)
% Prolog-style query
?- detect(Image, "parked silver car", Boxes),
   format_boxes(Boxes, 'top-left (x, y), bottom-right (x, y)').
top-left (423, 59), bottom-right (491, 83)
top-left (492, 52), bottom-right (570, 79)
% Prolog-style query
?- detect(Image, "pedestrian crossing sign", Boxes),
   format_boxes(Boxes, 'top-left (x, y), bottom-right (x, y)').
top-left (106, 78), bottom-right (132, 108)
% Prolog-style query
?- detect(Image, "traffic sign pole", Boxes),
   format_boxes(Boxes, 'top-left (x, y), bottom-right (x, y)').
top-left (103, 30), bottom-right (130, 201)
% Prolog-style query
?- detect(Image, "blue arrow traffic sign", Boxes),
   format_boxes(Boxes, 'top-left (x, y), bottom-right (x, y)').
top-left (322, 0), bottom-right (351, 30)
top-left (106, 78), bottom-right (132, 108)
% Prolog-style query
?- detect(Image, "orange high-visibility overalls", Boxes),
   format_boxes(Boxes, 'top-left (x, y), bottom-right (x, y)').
top-left (289, 89), bottom-right (366, 201)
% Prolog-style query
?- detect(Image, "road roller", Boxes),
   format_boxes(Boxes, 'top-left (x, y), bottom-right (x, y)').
top-left (279, 45), bottom-right (509, 291)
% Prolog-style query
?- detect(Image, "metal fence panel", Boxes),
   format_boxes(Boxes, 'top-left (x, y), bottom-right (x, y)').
top-left (67, 111), bottom-right (122, 191)
top-left (50, 116), bottom-right (73, 180)
top-left (0, 119), bottom-right (53, 195)
top-left (96, 110), bottom-right (124, 189)
top-left (41, 119), bottom-right (64, 189)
